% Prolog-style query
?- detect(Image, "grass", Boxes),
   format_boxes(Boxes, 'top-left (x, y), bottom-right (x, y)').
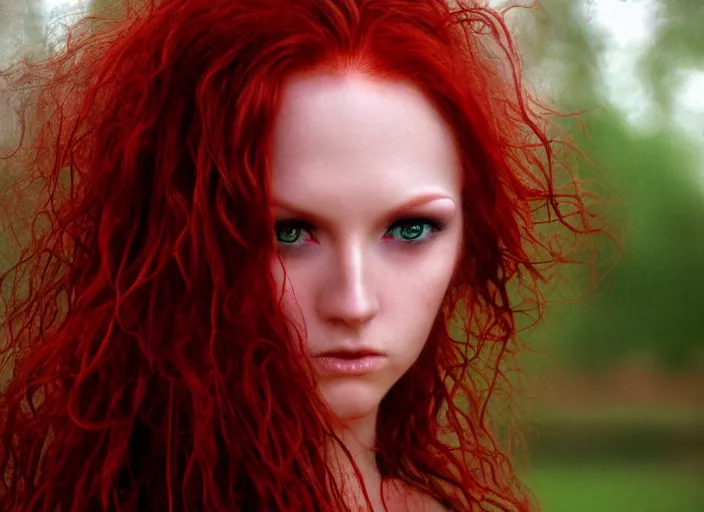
top-left (523, 462), bottom-right (704, 512)
top-left (529, 405), bottom-right (704, 426)
top-left (523, 405), bottom-right (704, 511)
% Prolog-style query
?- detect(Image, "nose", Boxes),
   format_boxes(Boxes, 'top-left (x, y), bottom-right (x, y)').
top-left (317, 240), bottom-right (379, 329)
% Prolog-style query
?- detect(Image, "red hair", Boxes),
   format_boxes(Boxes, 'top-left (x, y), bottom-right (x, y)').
top-left (0, 0), bottom-right (596, 510)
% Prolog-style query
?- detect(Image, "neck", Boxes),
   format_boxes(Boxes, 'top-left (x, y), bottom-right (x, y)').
top-left (328, 411), bottom-right (383, 508)
top-left (326, 412), bottom-right (431, 511)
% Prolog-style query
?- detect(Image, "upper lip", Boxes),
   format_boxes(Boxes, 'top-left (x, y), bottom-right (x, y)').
top-left (314, 348), bottom-right (382, 358)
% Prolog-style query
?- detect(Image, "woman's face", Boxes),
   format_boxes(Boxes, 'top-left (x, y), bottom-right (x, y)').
top-left (270, 72), bottom-right (463, 423)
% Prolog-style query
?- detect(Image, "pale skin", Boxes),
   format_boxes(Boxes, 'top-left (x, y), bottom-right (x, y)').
top-left (270, 71), bottom-right (464, 511)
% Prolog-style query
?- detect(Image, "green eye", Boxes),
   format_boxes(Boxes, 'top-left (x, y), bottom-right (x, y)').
top-left (276, 226), bottom-right (301, 244)
top-left (275, 220), bottom-right (314, 246)
top-left (397, 223), bottom-right (424, 240)
top-left (387, 220), bottom-right (439, 243)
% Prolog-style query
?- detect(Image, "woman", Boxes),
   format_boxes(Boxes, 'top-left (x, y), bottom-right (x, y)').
top-left (0, 0), bottom-right (596, 510)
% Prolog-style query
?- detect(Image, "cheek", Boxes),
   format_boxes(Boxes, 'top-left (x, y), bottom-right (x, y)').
top-left (385, 246), bottom-right (459, 356)
top-left (270, 257), bottom-right (308, 333)
top-left (390, 243), bottom-right (459, 311)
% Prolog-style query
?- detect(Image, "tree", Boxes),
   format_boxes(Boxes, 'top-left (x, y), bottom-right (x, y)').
top-left (638, 0), bottom-right (704, 120)
top-left (512, 0), bottom-right (704, 371)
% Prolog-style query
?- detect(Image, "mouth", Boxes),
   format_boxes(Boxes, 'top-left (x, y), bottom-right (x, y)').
top-left (316, 349), bottom-right (382, 359)
top-left (312, 350), bottom-right (384, 376)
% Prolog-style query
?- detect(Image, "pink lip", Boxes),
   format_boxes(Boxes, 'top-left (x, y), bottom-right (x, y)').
top-left (313, 353), bottom-right (384, 376)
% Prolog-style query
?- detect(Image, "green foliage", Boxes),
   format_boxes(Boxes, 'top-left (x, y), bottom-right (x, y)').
top-left (514, 0), bottom-right (704, 371)
top-left (549, 108), bottom-right (704, 370)
top-left (638, 0), bottom-right (704, 117)
top-left (525, 463), bottom-right (704, 512)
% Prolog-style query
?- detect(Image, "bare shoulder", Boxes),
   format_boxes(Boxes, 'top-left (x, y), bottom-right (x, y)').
top-left (404, 486), bottom-right (452, 512)
top-left (384, 479), bottom-right (451, 512)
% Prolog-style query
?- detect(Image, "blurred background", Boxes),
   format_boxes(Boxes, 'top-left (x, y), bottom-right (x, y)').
top-left (1, 0), bottom-right (703, 510)
top-left (501, 2), bottom-right (704, 511)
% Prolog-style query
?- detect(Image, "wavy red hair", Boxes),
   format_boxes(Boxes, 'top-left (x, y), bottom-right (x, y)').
top-left (0, 0), bottom-right (596, 510)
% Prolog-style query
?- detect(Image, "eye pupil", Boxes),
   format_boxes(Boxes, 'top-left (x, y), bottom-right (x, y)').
top-left (400, 223), bottom-right (424, 240)
top-left (278, 227), bottom-right (300, 244)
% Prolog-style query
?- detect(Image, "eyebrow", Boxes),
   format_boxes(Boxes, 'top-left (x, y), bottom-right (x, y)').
top-left (391, 193), bottom-right (455, 212)
top-left (271, 192), bottom-right (456, 224)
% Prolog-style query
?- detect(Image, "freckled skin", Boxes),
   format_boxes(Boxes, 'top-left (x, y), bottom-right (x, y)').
top-left (270, 72), bottom-right (463, 427)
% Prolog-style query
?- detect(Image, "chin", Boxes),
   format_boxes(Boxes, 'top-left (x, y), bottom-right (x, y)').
top-left (319, 379), bottom-right (386, 423)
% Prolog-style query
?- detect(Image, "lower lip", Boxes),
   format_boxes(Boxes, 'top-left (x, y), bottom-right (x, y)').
top-left (313, 355), bottom-right (383, 376)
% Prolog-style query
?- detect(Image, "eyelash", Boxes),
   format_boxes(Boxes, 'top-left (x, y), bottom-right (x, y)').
top-left (273, 218), bottom-right (444, 248)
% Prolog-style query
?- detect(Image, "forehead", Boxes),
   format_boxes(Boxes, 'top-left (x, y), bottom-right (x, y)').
top-left (270, 72), bottom-right (462, 213)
